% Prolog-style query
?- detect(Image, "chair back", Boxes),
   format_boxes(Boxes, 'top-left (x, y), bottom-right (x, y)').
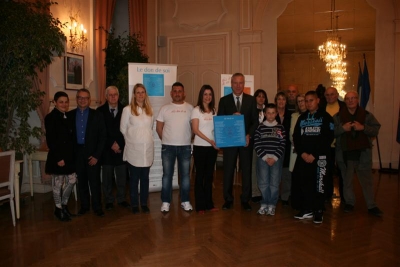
top-left (0, 150), bottom-right (15, 200)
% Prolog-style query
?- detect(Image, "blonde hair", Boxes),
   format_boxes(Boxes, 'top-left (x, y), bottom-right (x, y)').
top-left (130, 83), bottom-right (153, 116)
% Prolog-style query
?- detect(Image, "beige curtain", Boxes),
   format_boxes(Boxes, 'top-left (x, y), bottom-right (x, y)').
top-left (128, 0), bottom-right (147, 55)
top-left (95, 0), bottom-right (116, 105)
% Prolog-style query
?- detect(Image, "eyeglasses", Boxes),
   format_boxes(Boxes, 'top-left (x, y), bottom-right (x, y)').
top-left (107, 93), bottom-right (118, 97)
top-left (77, 96), bottom-right (90, 101)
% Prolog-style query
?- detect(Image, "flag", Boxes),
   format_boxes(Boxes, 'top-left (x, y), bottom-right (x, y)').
top-left (360, 57), bottom-right (371, 109)
top-left (357, 62), bottom-right (362, 96)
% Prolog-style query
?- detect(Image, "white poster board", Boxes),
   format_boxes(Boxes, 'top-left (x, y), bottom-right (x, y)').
top-left (128, 63), bottom-right (178, 192)
top-left (221, 74), bottom-right (255, 96)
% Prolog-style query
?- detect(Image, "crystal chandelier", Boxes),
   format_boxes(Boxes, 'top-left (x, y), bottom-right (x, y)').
top-left (318, 34), bottom-right (346, 65)
top-left (317, 0), bottom-right (348, 94)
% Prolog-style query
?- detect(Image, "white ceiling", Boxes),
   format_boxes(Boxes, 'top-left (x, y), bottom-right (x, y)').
top-left (277, 0), bottom-right (376, 54)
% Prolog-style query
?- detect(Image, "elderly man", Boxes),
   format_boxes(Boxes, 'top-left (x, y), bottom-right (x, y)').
top-left (324, 87), bottom-right (346, 203)
top-left (286, 84), bottom-right (298, 112)
top-left (217, 73), bottom-right (259, 211)
top-left (97, 86), bottom-right (129, 211)
top-left (334, 91), bottom-right (383, 217)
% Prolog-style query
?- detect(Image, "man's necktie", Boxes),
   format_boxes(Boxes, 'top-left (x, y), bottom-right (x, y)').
top-left (236, 97), bottom-right (241, 112)
top-left (110, 108), bottom-right (115, 117)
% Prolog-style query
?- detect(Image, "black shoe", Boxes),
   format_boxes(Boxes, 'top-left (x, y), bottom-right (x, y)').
top-left (118, 201), bottom-right (131, 208)
top-left (281, 200), bottom-right (289, 206)
top-left (313, 210), bottom-right (323, 224)
top-left (105, 203), bottom-right (114, 210)
top-left (241, 202), bottom-right (252, 211)
top-left (95, 209), bottom-right (105, 217)
top-left (368, 207), bottom-right (383, 217)
top-left (132, 206), bottom-right (140, 214)
top-left (344, 204), bottom-right (354, 213)
top-left (62, 205), bottom-right (76, 217)
top-left (141, 206), bottom-right (150, 213)
top-left (77, 208), bottom-right (89, 216)
top-left (54, 207), bottom-right (70, 222)
top-left (222, 201), bottom-right (233, 210)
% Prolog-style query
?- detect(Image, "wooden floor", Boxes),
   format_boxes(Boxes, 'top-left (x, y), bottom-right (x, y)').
top-left (1, 167), bottom-right (399, 267)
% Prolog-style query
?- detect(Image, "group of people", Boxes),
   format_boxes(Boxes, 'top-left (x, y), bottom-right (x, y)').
top-left (44, 72), bottom-right (383, 224)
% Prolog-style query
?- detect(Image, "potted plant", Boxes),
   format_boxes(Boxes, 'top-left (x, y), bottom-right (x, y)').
top-left (0, 0), bottom-right (66, 157)
top-left (103, 29), bottom-right (149, 105)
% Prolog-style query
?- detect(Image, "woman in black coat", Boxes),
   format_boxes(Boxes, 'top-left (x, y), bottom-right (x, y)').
top-left (45, 91), bottom-right (76, 221)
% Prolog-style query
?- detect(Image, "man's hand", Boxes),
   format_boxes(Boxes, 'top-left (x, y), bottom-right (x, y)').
top-left (301, 153), bottom-right (315, 163)
top-left (352, 121), bottom-right (365, 131)
top-left (111, 141), bottom-right (121, 153)
top-left (342, 122), bottom-right (353, 132)
top-left (57, 159), bottom-right (65, 167)
top-left (266, 158), bottom-right (276, 166)
top-left (88, 156), bottom-right (98, 166)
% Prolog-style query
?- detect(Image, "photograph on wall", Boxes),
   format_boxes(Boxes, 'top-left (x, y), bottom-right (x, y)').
top-left (65, 53), bottom-right (84, 90)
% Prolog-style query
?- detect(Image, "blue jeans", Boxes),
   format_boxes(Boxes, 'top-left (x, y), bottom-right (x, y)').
top-left (256, 157), bottom-right (283, 207)
top-left (161, 145), bottom-right (192, 203)
top-left (128, 164), bottom-right (150, 207)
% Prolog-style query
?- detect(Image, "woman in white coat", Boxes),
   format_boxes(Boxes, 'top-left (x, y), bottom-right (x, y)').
top-left (120, 83), bottom-right (154, 214)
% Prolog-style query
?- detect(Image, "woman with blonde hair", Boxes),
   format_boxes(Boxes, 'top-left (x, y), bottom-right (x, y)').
top-left (120, 83), bottom-right (154, 214)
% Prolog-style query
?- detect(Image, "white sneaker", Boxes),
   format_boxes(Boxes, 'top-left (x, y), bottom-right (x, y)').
top-left (257, 207), bottom-right (266, 215)
top-left (181, 201), bottom-right (193, 211)
top-left (161, 202), bottom-right (170, 213)
top-left (269, 207), bottom-right (276, 216)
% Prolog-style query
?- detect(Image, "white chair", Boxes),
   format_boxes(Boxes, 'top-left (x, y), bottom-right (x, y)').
top-left (0, 150), bottom-right (16, 226)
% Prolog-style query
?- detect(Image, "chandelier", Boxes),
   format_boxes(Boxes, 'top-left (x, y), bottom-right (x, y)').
top-left (317, 0), bottom-right (348, 94)
top-left (68, 16), bottom-right (88, 53)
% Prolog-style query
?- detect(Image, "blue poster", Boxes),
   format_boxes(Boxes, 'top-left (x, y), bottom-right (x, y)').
top-left (213, 115), bottom-right (246, 148)
top-left (143, 73), bottom-right (164, 96)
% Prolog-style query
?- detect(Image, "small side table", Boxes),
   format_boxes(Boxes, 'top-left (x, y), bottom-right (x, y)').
top-left (27, 150), bottom-right (48, 198)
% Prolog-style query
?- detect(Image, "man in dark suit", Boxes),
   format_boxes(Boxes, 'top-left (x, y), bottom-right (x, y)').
top-left (97, 86), bottom-right (129, 211)
top-left (69, 89), bottom-right (107, 217)
top-left (217, 73), bottom-right (259, 211)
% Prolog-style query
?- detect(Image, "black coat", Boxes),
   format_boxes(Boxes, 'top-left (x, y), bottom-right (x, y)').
top-left (97, 102), bottom-right (125, 166)
top-left (68, 108), bottom-right (107, 161)
top-left (276, 108), bottom-right (293, 167)
top-left (45, 108), bottom-right (75, 175)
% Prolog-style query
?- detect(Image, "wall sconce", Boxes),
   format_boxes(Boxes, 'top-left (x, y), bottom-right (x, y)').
top-left (68, 16), bottom-right (87, 53)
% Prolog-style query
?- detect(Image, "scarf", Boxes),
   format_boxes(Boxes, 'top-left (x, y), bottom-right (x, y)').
top-left (339, 106), bottom-right (370, 151)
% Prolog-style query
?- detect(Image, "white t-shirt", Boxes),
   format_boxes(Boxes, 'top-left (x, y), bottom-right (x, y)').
top-left (120, 106), bottom-right (154, 167)
top-left (156, 102), bottom-right (193, 145)
top-left (191, 106), bottom-right (215, 146)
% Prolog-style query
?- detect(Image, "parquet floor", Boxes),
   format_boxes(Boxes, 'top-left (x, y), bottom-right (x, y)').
top-left (0, 167), bottom-right (399, 267)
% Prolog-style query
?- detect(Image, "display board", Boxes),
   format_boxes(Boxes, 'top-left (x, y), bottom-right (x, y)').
top-left (128, 63), bottom-right (178, 192)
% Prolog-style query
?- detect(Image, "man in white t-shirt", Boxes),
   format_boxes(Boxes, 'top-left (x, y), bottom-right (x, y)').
top-left (156, 82), bottom-right (194, 213)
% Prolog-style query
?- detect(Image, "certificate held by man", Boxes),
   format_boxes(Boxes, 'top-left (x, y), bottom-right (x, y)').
top-left (213, 115), bottom-right (246, 147)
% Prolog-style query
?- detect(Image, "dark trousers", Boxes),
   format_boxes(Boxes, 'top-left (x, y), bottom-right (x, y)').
top-left (102, 164), bottom-right (128, 204)
top-left (193, 145), bottom-right (218, 211)
top-left (222, 144), bottom-right (253, 203)
top-left (76, 147), bottom-right (102, 211)
top-left (325, 147), bottom-right (344, 200)
top-left (294, 157), bottom-right (326, 212)
top-left (128, 164), bottom-right (150, 207)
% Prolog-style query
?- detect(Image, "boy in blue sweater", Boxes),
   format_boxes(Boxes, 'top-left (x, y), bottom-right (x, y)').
top-left (254, 103), bottom-right (286, 215)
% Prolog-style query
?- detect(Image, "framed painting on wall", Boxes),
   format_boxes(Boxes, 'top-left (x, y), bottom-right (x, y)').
top-left (65, 53), bottom-right (84, 90)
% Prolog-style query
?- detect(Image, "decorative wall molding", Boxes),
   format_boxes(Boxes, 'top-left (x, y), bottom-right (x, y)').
top-left (172, 0), bottom-right (227, 31)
